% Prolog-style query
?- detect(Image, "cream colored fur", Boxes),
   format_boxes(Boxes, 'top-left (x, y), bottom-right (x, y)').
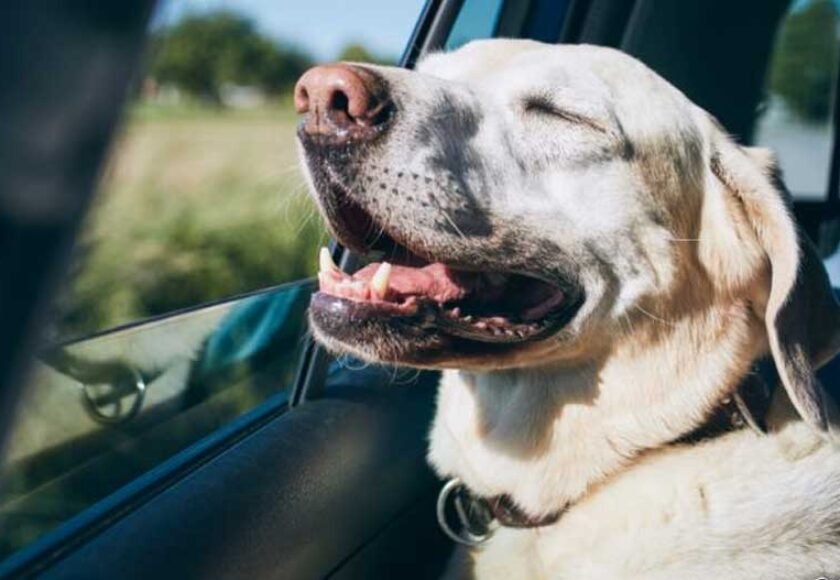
top-left (300, 39), bottom-right (840, 578)
top-left (449, 422), bottom-right (840, 579)
top-left (421, 42), bottom-right (840, 579)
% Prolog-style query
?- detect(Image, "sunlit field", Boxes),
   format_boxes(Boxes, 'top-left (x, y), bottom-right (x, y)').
top-left (55, 102), bottom-right (327, 339)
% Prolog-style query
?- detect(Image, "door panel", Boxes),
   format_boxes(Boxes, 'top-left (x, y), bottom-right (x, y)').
top-left (37, 382), bottom-right (450, 579)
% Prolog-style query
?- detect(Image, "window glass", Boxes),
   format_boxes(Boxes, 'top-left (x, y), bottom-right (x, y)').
top-left (57, 0), bottom-right (424, 340)
top-left (445, 0), bottom-right (505, 51)
top-left (1, 281), bottom-right (311, 560)
top-left (753, 0), bottom-right (839, 200)
top-left (0, 0), bottom-right (424, 563)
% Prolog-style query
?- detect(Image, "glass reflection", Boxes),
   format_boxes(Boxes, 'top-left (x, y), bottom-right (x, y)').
top-left (0, 280), bottom-right (312, 559)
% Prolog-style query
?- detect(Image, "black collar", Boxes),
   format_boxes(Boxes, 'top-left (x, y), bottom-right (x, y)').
top-left (437, 362), bottom-right (778, 545)
top-left (678, 364), bottom-right (775, 444)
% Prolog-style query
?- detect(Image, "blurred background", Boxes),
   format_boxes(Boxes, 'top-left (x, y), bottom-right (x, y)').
top-left (54, 0), bottom-right (425, 341)
top-left (0, 0), bottom-right (425, 560)
top-left (54, 0), bottom-right (839, 341)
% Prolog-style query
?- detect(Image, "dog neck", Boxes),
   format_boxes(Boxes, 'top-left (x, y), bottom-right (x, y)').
top-left (427, 298), bottom-right (769, 517)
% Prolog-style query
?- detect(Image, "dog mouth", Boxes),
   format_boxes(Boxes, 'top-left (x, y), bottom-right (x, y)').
top-left (310, 189), bottom-right (581, 346)
top-left (316, 250), bottom-right (576, 343)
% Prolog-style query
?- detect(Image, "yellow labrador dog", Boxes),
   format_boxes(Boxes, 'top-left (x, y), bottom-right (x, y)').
top-left (294, 40), bottom-right (840, 579)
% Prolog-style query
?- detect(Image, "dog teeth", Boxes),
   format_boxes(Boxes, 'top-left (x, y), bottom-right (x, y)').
top-left (370, 262), bottom-right (392, 298)
top-left (319, 247), bottom-right (338, 273)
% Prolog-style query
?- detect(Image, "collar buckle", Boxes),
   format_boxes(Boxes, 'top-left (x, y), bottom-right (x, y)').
top-left (436, 478), bottom-right (494, 546)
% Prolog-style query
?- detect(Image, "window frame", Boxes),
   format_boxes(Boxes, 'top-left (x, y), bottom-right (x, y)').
top-left (752, 0), bottom-right (840, 249)
top-left (818, 39), bottom-right (840, 256)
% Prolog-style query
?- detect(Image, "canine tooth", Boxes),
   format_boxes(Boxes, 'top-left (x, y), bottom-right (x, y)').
top-left (451, 307), bottom-right (462, 317)
top-left (370, 262), bottom-right (392, 298)
top-left (319, 247), bottom-right (338, 273)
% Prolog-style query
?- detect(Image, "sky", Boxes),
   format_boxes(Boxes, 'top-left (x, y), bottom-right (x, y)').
top-left (152, 0), bottom-right (839, 61)
top-left (154, 0), bottom-right (427, 62)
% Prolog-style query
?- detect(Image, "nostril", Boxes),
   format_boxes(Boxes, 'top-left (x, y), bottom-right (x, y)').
top-left (330, 90), bottom-right (350, 118)
top-left (296, 64), bottom-right (393, 138)
top-left (294, 84), bottom-right (310, 114)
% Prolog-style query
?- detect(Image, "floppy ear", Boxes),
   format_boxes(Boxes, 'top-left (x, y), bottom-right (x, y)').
top-left (710, 131), bottom-right (840, 441)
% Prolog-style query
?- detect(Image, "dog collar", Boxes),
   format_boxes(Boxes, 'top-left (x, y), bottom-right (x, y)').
top-left (436, 478), bottom-right (564, 546)
top-left (436, 362), bottom-right (777, 546)
top-left (678, 361), bottom-right (776, 443)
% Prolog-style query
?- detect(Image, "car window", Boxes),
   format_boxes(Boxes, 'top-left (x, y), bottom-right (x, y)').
top-left (0, 0), bottom-right (424, 563)
top-left (753, 0), bottom-right (839, 201)
top-left (57, 2), bottom-right (420, 340)
top-left (445, 0), bottom-right (506, 50)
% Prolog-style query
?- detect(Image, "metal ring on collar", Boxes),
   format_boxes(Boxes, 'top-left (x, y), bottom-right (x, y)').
top-left (436, 477), bottom-right (493, 546)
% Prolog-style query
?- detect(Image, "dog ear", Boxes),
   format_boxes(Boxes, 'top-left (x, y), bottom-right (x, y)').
top-left (710, 132), bottom-right (840, 441)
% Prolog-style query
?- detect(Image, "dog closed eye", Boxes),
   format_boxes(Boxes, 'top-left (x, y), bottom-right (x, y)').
top-left (522, 95), bottom-right (608, 134)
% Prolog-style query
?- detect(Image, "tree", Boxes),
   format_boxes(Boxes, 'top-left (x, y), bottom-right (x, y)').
top-left (336, 43), bottom-right (391, 65)
top-left (769, 0), bottom-right (839, 122)
top-left (149, 12), bottom-right (312, 101)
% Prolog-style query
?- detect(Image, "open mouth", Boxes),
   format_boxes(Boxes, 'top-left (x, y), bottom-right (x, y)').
top-left (313, 221), bottom-right (580, 345)
top-left (316, 249), bottom-right (574, 343)
top-left (304, 151), bottom-right (581, 346)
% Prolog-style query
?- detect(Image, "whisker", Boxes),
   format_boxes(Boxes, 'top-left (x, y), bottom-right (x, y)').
top-left (440, 210), bottom-right (468, 241)
top-left (339, 355), bottom-right (370, 371)
top-left (267, 162), bottom-right (306, 178)
top-left (633, 304), bottom-right (676, 327)
top-left (620, 312), bottom-right (635, 337)
top-left (393, 367), bottom-right (422, 385)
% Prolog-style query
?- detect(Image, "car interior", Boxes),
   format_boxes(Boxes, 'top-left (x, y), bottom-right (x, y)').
top-left (0, 0), bottom-right (838, 578)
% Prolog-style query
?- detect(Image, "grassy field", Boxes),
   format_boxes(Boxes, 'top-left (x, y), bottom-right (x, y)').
top-left (55, 101), bottom-right (327, 339)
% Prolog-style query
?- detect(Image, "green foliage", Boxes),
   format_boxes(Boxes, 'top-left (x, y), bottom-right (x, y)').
top-left (53, 105), bottom-right (325, 339)
top-left (58, 195), bottom-right (323, 338)
top-left (336, 42), bottom-right (392, 65)
top-left (53, 18), bottom-right (392, 338)
top-left (149, 12), bottom-right (312, 100)
top-left (769, 0), bottom-right (839, 122)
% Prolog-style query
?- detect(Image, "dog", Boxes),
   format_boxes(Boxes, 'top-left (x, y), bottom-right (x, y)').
top-left (294, 39), bottom-right (840, 579)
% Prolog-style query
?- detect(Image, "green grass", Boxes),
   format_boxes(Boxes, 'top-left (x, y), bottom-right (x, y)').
top-left (55, 100), bottom-right (327, 338)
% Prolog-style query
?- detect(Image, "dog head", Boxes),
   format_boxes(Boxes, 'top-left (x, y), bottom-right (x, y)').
top-left (296, 40), bottom-right (840, 437)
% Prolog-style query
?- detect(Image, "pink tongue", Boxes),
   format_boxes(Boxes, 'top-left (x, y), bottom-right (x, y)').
top-left (353, 262), bottom-right (467, 303)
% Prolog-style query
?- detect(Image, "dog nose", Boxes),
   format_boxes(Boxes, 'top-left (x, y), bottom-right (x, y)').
top-left (294, 64), bottom-right (392, 139)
